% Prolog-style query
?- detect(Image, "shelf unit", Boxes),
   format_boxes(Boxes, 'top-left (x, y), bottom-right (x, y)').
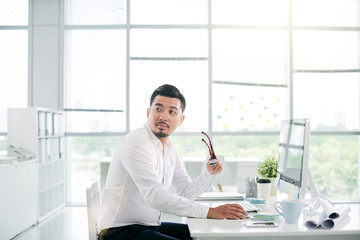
top-left (7, 107), bottom-right (65, 222)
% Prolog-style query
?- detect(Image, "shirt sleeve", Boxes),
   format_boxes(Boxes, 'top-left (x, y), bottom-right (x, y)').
top-left (171, 151), bottom-right (216, 200)
top-left (120, 133), bottom-right (210, 218)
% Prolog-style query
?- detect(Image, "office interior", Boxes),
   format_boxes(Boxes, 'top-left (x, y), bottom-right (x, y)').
top-left (1, 0), bottom-right (360, 239)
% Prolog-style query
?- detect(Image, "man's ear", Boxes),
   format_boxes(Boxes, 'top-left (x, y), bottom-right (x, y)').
top-left (147, 108), bottom-right (150, 119)
top-left (179, 114), bottom-right (185, 126)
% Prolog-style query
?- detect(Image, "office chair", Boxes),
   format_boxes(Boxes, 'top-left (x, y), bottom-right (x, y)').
top-left (86, 181), bottom-right (101, 240)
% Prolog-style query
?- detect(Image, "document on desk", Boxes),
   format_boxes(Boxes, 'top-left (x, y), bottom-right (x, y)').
top-left (196, 192), bottom-right (244, 201)
top-left (305, 204), bottom-right (351, 229)
top-left (321, 204), bottom-right (351, 229)
top-left (0, 156), bottom-right (18, 164)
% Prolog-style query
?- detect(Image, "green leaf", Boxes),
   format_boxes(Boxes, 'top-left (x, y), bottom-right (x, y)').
top-left (257, 155), bottom-right (278, 178)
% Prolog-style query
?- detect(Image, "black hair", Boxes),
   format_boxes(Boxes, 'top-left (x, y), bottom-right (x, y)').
top-left (150, 84), bottom-right (186, 113)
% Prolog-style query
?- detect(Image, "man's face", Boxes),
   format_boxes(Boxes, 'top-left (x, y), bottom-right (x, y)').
top-left (147, 95), bottom-right (185, 141)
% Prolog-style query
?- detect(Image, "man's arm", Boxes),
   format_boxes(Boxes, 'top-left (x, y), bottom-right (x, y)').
top-left (172, 156), bottom-right (224, 200)
top-left (120, 135), bottom-right (210, 218)
top-left (172, 155), bottom-right (223, 200)
top-left (172, 158), bottom-right (248, 220)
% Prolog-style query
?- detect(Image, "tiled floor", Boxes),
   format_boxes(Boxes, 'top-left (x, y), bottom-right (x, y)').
top-left (12, 206), bottom-right (184, 240)
top-left (13, 206), bottom-right (89, 240)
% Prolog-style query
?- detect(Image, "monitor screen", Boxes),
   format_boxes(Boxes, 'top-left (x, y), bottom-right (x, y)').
top-left (276, 118), bottom-right (310, 199)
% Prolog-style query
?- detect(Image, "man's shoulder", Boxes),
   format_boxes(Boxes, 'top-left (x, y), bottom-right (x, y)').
top-left (120, 125), bottom-right (149, 145)
top-left (129, 125), bottom-right (147, 136)
top-left (116, 126), bottom-right (156, 158)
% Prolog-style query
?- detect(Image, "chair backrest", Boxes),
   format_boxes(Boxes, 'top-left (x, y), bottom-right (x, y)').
top-left (86, 181), bottom-right (101, 240)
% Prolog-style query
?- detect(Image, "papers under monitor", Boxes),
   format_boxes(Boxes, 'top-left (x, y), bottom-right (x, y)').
top-left (0, 156), bottom-right (18, 164)
top-left (196, 191), bottom-right (244, 201)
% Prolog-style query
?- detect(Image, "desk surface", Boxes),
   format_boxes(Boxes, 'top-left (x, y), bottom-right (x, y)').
top-left (187, 200), bottom-right (360, 240)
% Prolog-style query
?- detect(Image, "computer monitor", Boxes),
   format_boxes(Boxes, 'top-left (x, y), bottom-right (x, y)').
top-left (275, 118), bottom-right (318, 199)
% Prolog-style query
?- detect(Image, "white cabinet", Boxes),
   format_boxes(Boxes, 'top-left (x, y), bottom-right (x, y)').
top-left (0, 160), bottom-right (38, 240)
top-left (7, 107), bottom-right (65, 221)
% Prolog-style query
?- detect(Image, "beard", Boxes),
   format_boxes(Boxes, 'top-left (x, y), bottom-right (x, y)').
top-left (154, 131), bottom-right (169, 138)
top-left (153, 121), bottom-right (170, 138)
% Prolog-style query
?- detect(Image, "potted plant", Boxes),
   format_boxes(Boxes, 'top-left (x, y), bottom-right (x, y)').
top-left (257, 155), bottom-right (278, 196)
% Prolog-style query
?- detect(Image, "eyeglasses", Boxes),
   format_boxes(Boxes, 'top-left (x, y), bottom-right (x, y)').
top-left (201, 131), bottom-right (217, 161)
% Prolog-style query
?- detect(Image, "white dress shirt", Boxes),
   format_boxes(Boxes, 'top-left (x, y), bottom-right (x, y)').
top-left (97, 123), bottom-right (215, 232)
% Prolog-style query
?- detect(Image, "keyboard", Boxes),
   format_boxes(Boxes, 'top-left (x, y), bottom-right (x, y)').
top-left (239, 201), bottom-right (259, 212)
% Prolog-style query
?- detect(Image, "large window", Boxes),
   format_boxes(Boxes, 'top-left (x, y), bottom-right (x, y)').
top-left (64, 0), bottom-right (360, 203)
top-left (0, 0), bottom-right (28, 153)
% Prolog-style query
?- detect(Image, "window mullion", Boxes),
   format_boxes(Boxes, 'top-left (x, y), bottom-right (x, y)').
top-left (208, 0), bottom-right (213, 136)
top-left (289, 0), bottom-right (294, 119)
top-left (126, 0), bottom-right (131, 134)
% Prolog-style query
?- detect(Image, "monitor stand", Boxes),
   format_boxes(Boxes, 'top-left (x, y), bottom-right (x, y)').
top-left (305, 170), bottom-right (318, 199)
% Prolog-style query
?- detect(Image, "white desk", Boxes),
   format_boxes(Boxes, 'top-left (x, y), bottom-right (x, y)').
top-left (187, 200), bottom-right (360, 240)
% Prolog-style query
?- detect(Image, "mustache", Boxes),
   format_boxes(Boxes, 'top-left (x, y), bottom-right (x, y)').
top-left (156, 121), bottom-right (169, 128)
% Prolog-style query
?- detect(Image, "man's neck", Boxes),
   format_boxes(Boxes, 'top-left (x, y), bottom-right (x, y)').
top-left (159, 137), bottom-right (168, 148)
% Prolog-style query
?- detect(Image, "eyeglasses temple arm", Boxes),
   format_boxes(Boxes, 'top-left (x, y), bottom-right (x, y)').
top-left (202, 139), bottom-right (212, 156)
top-left (201, 131), bottom-right (217, 159)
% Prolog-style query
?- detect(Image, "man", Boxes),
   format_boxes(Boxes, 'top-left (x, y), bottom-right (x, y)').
top-left (97, 84), bottom-right (247, 240)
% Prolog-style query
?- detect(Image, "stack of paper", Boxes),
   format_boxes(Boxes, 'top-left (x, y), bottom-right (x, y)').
top-left (196, 192), bottom-right (244, 201)
top-left (304, 199), bottom-right (351, 229)
top-left (251, 212), bottom-right (281, 221)
top-left (0, 156), bottom-right (18, 164)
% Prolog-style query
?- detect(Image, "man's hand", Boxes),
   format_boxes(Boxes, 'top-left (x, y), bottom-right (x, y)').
top-left (206, 158), bottom-right (223, 175)
top-left (207, 203), bottom-right (248, 219)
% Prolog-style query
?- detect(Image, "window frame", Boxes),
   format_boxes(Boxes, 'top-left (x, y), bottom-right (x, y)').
top-left (63, 0), bottom-right (360, 203)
